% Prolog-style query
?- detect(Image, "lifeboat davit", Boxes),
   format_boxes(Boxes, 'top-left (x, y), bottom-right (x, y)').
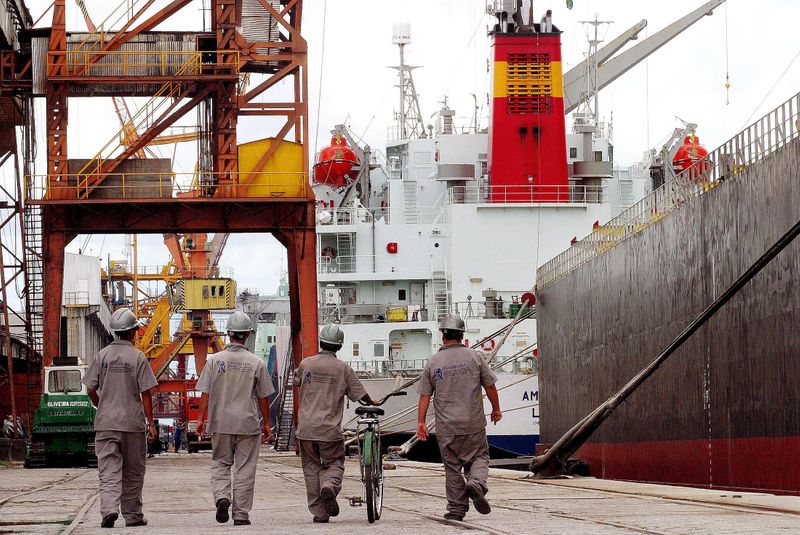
top-left (313, 135), bottom-right (359, 188)
top-left (673, 134), bottom-right (710, 179)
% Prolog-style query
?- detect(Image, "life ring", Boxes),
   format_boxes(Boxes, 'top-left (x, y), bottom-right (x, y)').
top-left (321, 247), bottom-right (336, 258)
top-left (481, 339), bottom-right (495, 351)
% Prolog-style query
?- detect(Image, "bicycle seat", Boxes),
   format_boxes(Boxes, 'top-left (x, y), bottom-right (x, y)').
top-left (355, 406), bottom-right (384, 416)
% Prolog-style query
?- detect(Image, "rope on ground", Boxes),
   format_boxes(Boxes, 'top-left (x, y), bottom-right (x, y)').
top-left (0, 472), bottom-right (87, 507)
top-left (62, 492), bottom-right (99, 535)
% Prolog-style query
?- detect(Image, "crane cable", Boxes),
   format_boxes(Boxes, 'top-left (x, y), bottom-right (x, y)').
top-left (312, 0), bottom-right (328, 160)
top-left (724, 2), bottom-right (730, 105)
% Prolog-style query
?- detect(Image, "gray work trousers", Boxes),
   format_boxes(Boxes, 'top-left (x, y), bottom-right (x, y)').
top-left (95, 430), bottom-right (147, 524)
top-left (210, 433), bottom-right (260, 521)
top-left (298, 439), bottom-right (345, 519)
top-left (437, 430), bottom-right (490, 515)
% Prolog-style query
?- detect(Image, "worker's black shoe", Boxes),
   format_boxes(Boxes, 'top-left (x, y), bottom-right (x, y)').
top-left (312, 516), bottom-right (329, 523)
top-left (466, 484), bottom-right (491, 514)
top-left (233, 519), bottom-right (251, 526)
top-left (320, 486), bottom-right (340, 517)
top-left (443, 512), bottom-right (465, 521)
top-left (126, 519), bottom-right (148, 527)
top-left (215, 498), bottom-right (231, 523)
top-left (101, 513), bottom-right (118, 528)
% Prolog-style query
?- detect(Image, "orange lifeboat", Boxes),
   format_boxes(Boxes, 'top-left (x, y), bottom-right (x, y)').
top-left (673, 133), bottom-right (710, 179)
top-left (313, 134), bottom-right (359, 187)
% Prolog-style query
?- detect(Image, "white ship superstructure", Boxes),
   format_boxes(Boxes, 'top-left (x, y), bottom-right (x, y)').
top-left (300, 3), bottom-right (722, 457)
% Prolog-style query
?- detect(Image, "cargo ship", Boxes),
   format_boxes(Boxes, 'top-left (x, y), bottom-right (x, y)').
top-left (535, 90), bottom-right (800, 493)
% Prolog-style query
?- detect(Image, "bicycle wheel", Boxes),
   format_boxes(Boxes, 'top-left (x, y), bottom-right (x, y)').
top-left (365, 431), bottom-right (383, 522)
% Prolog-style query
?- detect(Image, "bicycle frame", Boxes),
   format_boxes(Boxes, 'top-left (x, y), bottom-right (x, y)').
top-left (355, 416), bottom-right (381, 489)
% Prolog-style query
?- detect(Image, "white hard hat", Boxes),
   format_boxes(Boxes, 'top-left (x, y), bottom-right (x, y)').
top-left (110, 307), bottom-right (141, 332)
top-left (319, 323), bottom-right (344, 347)
top-left (439, 313), bottom-right (465, 332)
top-left (226, 311), bottom-right (254, 336)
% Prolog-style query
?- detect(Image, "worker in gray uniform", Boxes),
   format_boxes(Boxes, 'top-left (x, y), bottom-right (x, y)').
top-left (196, 311), bottom-right (273, 526)
top-left (416, 313), bottom-right (502, 521)
top-left (294, 324), bottom-right (376, 523)
top-left (83, 308), bottom-right (158, 529)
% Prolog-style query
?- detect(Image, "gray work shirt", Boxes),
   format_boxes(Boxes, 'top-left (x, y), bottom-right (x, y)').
top-left (417, 344), bottom-right (497, 437)
top-left (83, 340), bottom-right (159, 433)
top-left (196, 343), bottom-right (273, 435)
top-left (294, 351), bottom-right (367, 442)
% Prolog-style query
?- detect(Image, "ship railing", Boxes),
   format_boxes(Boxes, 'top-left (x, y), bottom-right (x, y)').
top-left (319, 303), bottom-right (433, 324)
top-left (346, 359), bottom-right (429, 379)
top-left (445, 184), bottom-right (605, 205)
top-left (315, 205), bottom-right (373, 226)
top-left (538, 91), bottom-right (800, 287)
top-left (25, 172), bottom-right (308, 202)
top-left (449, 300), bottom-right (535, 320)
top-left (317, 254), bottom-right (435, 277)
top-left (346, 356), bottom-right (537, 379)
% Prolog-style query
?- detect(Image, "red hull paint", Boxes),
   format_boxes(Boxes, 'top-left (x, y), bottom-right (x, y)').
top-left (573, 437), bottom-right (800, 495)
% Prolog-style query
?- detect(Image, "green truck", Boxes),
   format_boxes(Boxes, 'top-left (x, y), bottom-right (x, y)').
top-left (25, 357), bottom-right (97, 468)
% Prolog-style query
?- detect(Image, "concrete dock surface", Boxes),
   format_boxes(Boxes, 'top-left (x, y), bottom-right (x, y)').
top-left (1, 452), bottom-right (799, 534)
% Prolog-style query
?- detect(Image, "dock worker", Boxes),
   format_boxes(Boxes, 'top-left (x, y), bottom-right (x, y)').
top-left (415, 313), bottom-right (502, 521)
top-left (196, 311), bottom-right (273, 526)
top-left (83, 307), bottom-right (159, 529)
top-left (294, 323), bottom-right (377, 523)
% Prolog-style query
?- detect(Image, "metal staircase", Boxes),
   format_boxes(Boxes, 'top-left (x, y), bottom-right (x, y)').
top-left (403, 181), bottom-right (418, 223)
top-left (431, 271), bottom-right (448, 320)
top-left (22, 203), bottom-right (43, 355)
top-left (335, 233), bottom-right (354, 273)
top-left (274, 345), bottom-right (296, 452)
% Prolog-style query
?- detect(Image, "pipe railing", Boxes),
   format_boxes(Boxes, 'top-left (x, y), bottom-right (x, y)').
top-left (538, 91), bottom-right (800, 288)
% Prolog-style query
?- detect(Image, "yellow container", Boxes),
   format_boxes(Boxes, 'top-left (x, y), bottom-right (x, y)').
top-left (386, 306), bottom-right (408, 322)
top-left (236, 138), bottom-right (306, 198)
top-left (174, 279), bottom-right (236, 310)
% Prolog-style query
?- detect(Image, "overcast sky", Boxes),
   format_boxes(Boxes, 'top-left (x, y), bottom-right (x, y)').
top-left (14, 0), bottom-right (800, 296)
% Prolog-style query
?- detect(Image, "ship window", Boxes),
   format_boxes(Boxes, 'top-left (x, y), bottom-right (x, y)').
top-left (594, 151), bottom-right (603, 162)
top-left (398, 289), bottom-right (407, 301)
top-left (352, 342), bottom-right (360, 357)
top-left (569, 147), bottom-right (578, 159)
top-left (374, 343), bottom-right (385, 357)
top-left (48, 370), bottom-right (82, 393)
top-left (202, 285), bottom-right (209, 298)
top-left (219, 285), bottom-right (225, 297)
top-left (211, 286), bottom-right (217, 297)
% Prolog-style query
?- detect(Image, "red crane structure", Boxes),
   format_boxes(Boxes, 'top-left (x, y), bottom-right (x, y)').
top-left (25, 0), bottom-right (317, 411)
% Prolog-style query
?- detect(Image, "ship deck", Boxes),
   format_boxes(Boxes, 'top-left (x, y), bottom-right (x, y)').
top-left (3, 452), bottom-right (800, 533)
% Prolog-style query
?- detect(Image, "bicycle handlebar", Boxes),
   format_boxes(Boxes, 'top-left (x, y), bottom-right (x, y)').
top-left (359, 390), bottom-right (408, 407)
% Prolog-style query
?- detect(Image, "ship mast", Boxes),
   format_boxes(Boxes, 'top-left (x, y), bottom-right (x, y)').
top-left (390, 23), bottom-right (427, 140)
top-left (574, 15), bottom-right (612, 155)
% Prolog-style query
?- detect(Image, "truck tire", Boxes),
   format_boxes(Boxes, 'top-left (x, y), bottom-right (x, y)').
top-left (86, 437), bottom-right (98, 468)
top-left (26, 439), bottom-right (47, 469)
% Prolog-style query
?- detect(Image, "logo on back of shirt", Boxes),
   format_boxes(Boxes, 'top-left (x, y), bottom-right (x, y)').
top-left (303, 371), bottom-right (312, 384)
top-left (217, 360), bottom-right (226, 374)
top-left (434, 368), bottom-right (444, 382)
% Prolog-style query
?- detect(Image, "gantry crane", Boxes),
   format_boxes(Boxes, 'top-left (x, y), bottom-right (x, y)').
top-left (18, 0), bottom-right (318, 435)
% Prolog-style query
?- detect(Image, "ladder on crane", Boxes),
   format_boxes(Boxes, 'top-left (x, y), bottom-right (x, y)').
top-left (274, 345), bottom-right (296, 452)
top-left (22, 204), bottom-right (43, 355)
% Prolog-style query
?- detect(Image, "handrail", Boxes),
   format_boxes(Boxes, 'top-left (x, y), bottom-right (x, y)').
top-left (26, 172), bottom-right (308, 201)
top-left (538, 91), bottom-right (800, 288)
top-left (50, 50), bottom-right (240, 77)
top-left (445, 184), bottom-right (605, 205)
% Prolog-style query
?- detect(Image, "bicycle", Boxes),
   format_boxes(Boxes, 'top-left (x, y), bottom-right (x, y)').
top-left (347, 390), bottom-right (407, 523)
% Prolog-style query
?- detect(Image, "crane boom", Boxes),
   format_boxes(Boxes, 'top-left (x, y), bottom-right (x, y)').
top-left (563, 0), bottom-right (726, 115)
